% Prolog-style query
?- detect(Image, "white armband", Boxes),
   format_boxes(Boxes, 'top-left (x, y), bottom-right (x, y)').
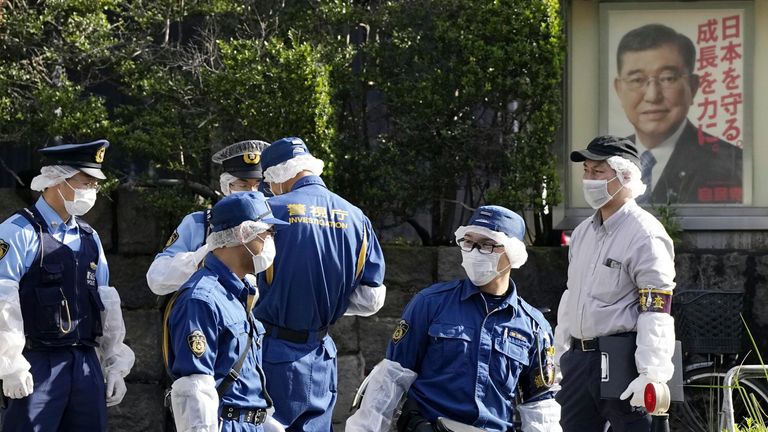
top-left (0, 280), bottom-right (30, 378)
top-left (635, 312), bottom-right (675, 382)
top-left (95, 286), bottom-right (135, 378)
top-left (346, 359), bottom-right (417, 432)
top-left (518, 398), bottom-right (562, 432)
top-left (345, 284), bottom-right (386, 317)
top-left (146, 245), bottom-right (209, 295)
top-left (171, 374), bottom-right (219, 432)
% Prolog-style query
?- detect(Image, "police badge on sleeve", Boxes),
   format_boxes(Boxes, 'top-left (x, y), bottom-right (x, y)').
top-left (392, 319), bottom-right (409, 344)
top-left (188, 330), bottom-right (207, 358)
top-left (0, 240), bottom-right (9, 260)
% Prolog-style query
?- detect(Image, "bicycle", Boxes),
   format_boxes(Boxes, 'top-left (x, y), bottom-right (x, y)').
top-left (669, 289), bottom-right (768, 432)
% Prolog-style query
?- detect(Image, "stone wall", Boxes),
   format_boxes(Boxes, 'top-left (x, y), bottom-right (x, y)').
top-left (1, 187), bottom-right (767, 431)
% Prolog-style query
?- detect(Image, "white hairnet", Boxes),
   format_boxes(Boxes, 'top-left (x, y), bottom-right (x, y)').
top-left (606, 156), bottom-right (647, 199)
top-left (30, 165), bottom-right (79, 191)
top-left (211, 140), bottom-right (269, 164)
top-left (454, 225), bottom-right (528, 269)
top-left (219, 172), bottom-right (237, 196)
top-left (263, 155), bottom-right (324, 184)
top-left (206, 220), bottom-right (271, 250)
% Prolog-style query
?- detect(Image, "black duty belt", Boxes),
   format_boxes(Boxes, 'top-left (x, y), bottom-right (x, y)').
top-left (263, 323), bottom-right (329, 344)
top-left (572, 337), bottom-right (599, 352)
top-left (220, 406), bottom-right (267, 425)
top-left (24, 339), bottom-right (95, 351)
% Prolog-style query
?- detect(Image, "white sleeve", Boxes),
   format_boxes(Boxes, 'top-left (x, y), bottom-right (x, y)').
top-left (635, 312), bottom-right (675, 382)
top-left (518, 398), bottom-right (562, 432)
top-left (553, 289), bottom-right (571, 367)
top-left (95, 286), bottom-right (135, 378)
top-left (345, 359), bottom-right (418, 432)
top-left (171, 374), bottom-right (219, 432)
top-left (146, 244), bottom-right (209, 295)
top-left (344, 284), bottom-right (386, 317)
top-left (0, 280), bottom-right (30, 378)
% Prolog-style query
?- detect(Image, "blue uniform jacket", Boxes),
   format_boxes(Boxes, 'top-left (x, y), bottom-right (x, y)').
top-left (387, 279), bottom-right (556, 432)
top-left (168, 253), bottom-right (269, 410)
top-left (0, 197), bottom-right (109, 285)
top-left (255, 175), bottom-right (385, 331)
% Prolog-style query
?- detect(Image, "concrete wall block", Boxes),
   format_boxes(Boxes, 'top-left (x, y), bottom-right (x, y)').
top-left (382, 245), bottom-right (436, 287)
top-left (123, 309), bottom-right (164, 383)
top-left (513, 247), bottom-right (569, 321)
top-left (358, 316), bottom-right (401, 373)
top-left (379, 246), bottom-right (437, 317)
top-left (116, 187), bottom-right (164, 255)
top-left (107, 253), bottom-right (158, 310)
top-left (331, 316), bottom-right (359, 355)
top-left (378, 283), bottom-right (421, 318)
top-left (436, 246), bottom-right (464, 282)
top-left (82, 196), bottom-right (115, 251)
top-left (676, 252), bottom-right (748, 291)
top-left (682, 231), bottom-right (768, 250)
top-left (107, 383), bottom-right (166, 432)
top-left (333, 353), bottom-right (365, 424)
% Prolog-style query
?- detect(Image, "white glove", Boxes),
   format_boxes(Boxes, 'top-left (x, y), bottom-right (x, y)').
top-left (620, 374), bottom-right (655, 407)
top-left (105, 371), bottom-right (127, 406)
top-left (2, 370), bottom-right (34, 399)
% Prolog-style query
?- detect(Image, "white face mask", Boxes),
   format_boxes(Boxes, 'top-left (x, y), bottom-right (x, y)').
top-left (245, 235), bottom-right (276, 274)
top-left (582, 176), bottom-right (623, 209)
top-left (58, 180), bottom-right (97, 216)
top-left (461, 249), bottom-right (504, 286)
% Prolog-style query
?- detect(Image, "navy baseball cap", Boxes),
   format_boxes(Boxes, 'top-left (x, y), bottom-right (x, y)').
top-left (210, 192), bottom-right (288, 232)
top-left (39, 139), bottom-right (110, 179)
top-left (570, 135), bottom-right (641, 168)
top-left (260, 137), bottom-right (312, 173)
top-left (464, 205), bottom-right (525, 241)
top-left (212, 140), bottom-right (269, 179)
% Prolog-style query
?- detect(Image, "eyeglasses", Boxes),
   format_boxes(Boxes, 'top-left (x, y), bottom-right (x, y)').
top-left (456, 238), bottom-right (504, 254)
top-left (66, 179), bottom-right (101, 191)
top-left (619, 73), bottom-right (689, 92)
top-left (229, 181), bottom-right (260, 192)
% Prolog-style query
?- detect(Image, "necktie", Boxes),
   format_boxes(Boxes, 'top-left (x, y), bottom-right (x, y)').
top-left (637, 151), bottom-right (657, 203)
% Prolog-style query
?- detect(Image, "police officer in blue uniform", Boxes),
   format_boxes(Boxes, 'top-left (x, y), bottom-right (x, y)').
top-left (348, 206), bottom-right (561, 432)
top-left (147, 140), bottom-right (270, 295)
top-left (166, 192), bottom-right (287, 432)
top-left (0, 140), bottom-right (135, 431)
top-left (255, 137), bottom-right (386, 431)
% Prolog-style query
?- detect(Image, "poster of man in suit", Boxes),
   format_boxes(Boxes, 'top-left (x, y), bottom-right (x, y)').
top-left (603, 5), bottom-right (749, 205)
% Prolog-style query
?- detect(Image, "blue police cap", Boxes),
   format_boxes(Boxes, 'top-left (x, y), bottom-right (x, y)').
top-left (38, 139), bottom-right (110, 179)
top-left (210, 192), bottom-right (288, 233)
top-left (465, 205), bottom-right (525, 241)
top-left (260, 137), bottom-right (312, 174)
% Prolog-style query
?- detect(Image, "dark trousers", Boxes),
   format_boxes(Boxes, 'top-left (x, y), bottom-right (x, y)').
top-left (2, 347), bottom-right (107, 432)
top-left (556, 348), bottom-right (651, 432)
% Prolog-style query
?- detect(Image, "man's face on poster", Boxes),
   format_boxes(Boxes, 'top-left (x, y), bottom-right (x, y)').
top-left (614, 43), bottom-right (700, 148)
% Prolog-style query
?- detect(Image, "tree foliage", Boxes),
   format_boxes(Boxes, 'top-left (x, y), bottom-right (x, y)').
top-left (334, 0), bottom-right (565, 244)
top-left (0, 0), bottom-right (564, 243)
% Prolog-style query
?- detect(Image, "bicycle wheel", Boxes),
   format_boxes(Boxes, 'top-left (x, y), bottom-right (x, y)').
top-left (673, 367), bottom-right (768, 432)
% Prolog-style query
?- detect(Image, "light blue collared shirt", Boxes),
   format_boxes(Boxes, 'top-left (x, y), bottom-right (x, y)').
top-left (0, 197), bottom-right (109, 285)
